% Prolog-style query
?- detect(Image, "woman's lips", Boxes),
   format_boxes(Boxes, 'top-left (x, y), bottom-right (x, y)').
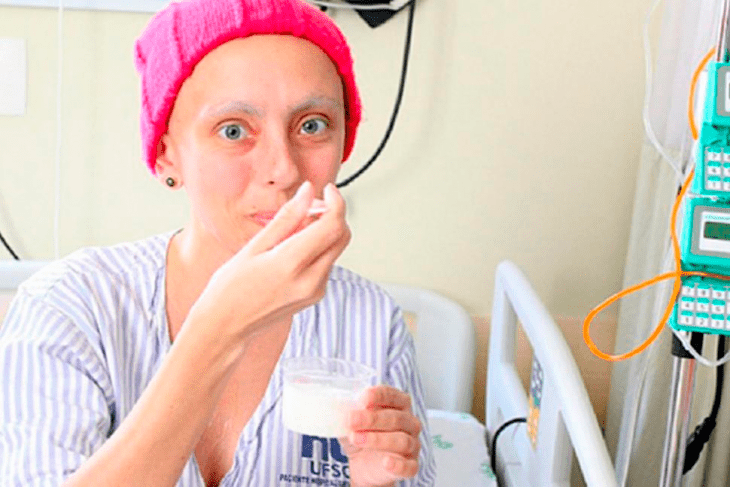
top-left (250, 199), bottom-right (328, 226)
top-left (250, 211), bottom-right (278, 226)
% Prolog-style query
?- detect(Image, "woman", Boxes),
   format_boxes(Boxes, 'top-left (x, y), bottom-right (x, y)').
top-left (0, 0), bottom-right (436, 486)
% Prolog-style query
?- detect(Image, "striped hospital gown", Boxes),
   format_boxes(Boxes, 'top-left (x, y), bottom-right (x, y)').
top-left (0, 233), bottom-right (436, 486)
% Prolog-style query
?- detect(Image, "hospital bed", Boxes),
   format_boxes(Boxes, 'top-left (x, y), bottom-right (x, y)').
top-left (379, 282), bottom-right (476, 413)
top-left (0, 260), bottom-right (616, 486)
top-left (486, 261), bottom-right (617, 487)
top-left (383, 261), bottom-right (617, 487)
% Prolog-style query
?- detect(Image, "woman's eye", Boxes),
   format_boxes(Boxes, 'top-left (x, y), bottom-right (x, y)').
top-left (218, 123), bottom-right (247, 141)
top-left (300, 118), bottom-right (328, 135)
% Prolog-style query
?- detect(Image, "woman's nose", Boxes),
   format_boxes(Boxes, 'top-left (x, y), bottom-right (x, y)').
top-left (260, 135), bottom-right (301, 188)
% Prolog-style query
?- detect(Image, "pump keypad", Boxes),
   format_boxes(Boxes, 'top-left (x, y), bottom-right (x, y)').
top-left (704, 149), bottom-right (730, 193)
top-left (677, 282), bottom-right (730, 331)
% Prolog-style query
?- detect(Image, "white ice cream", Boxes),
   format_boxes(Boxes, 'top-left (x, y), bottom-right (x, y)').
top-left (282, 377), bottom-right (362, 438)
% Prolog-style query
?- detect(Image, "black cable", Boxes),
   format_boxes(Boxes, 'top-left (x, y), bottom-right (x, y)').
top-left (490, 417), bottom-right (527, 487)
top-left (683, 335), bottom-right (725, 473)
top-left (336, 0), bottom-right (416, 188)
top-left (711, 336), bottom-right (726, 418)
top-left (0, 228), bottom-right (20, 260)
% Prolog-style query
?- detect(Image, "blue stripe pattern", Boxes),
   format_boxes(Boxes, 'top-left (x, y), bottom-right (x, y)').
top-left (0, 233), bottom-right (436, 486)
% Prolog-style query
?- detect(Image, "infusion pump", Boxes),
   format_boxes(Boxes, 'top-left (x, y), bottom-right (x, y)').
top-left (673, 201), bottom-right (730, 334)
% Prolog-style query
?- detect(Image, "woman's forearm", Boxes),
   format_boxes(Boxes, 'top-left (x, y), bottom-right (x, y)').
top-left (63, 320), bottom-right (242, 487)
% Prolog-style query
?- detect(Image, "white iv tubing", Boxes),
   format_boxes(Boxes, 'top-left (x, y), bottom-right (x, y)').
top-left (616, 2), bottom-right (700, 478)
top-left (672, 329), bottom-right (730, 366)
top-left (642, 0), bottom-right (684, 178)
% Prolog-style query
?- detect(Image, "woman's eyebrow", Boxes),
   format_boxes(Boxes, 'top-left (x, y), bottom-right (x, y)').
top-left (202, 101), bottom-right (265, 119)
top-left (289, 96), bottom-right (343, 114)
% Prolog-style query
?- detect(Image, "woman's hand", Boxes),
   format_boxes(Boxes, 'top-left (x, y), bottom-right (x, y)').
top-left (184, 180), bottom-right (351, 349)
top-left (341, 386), bottom-right (422, 487)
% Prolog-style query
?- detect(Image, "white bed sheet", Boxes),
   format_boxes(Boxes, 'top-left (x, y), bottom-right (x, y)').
top-left (427, 410), bottom-right (496, 487)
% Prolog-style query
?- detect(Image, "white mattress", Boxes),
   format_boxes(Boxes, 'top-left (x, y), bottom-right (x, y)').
top-left (427, 410), bottom-right (496, 487)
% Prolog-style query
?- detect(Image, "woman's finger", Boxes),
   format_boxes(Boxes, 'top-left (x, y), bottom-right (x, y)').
top-left (358, 386), bottom-right (413, 412)
top-left (244, 180), bottom-right (314, 256)
top-left (349, 408), bottom-right (421, 437)
top-left (272, 184), bottom-right (348, 267)
top-left (348, 430), bottom-right (420, 459)
top-left (322, 183), bottom-right (346, 218)
top-left (295, 219), bottom-right (351, 280)
top-left (382, 454), bottom-right (419, 479)
top-left (269, 232), bottom-right (350, 313)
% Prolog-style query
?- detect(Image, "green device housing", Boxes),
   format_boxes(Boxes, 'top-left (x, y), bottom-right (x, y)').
top-left (671, 198), bottom-right (730, 334)
top-left (670, 61), bottom-right (730, 335)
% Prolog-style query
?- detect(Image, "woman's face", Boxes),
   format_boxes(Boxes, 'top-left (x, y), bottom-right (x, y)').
top-left (158, 35), bottom-right (347, 253)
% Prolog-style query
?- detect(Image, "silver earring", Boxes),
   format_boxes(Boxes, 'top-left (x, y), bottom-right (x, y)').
top-left (166, 177), bottom-right (176, 188)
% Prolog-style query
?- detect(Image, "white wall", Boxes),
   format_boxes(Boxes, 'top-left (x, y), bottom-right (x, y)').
top-left (0, 0), bottom-right (652, 323)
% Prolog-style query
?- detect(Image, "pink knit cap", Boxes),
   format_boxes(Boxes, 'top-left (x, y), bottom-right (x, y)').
top-left (134, 0), bottom-right (362, 174)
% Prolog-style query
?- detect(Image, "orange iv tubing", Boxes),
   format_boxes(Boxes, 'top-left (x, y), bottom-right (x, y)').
top-left (583, 48), bottom-right (729, 362)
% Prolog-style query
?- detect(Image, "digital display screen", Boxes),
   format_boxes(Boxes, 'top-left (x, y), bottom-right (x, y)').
top-left (704, 221), bottom-right (730, 241)
top-left (716, 66), bottom-right (730, 117)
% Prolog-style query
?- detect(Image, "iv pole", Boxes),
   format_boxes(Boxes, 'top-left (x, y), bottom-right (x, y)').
top-left (658, 333), bottom-right (702, 487)
top-left (658, 3), bottom-right (730, 485)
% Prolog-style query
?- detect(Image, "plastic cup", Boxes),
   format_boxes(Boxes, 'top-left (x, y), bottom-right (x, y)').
top-left (282, 357), bottom-right (376, 438)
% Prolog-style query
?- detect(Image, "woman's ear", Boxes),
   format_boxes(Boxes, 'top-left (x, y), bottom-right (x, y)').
top-left (155, 134), bottom-right (183, 189)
